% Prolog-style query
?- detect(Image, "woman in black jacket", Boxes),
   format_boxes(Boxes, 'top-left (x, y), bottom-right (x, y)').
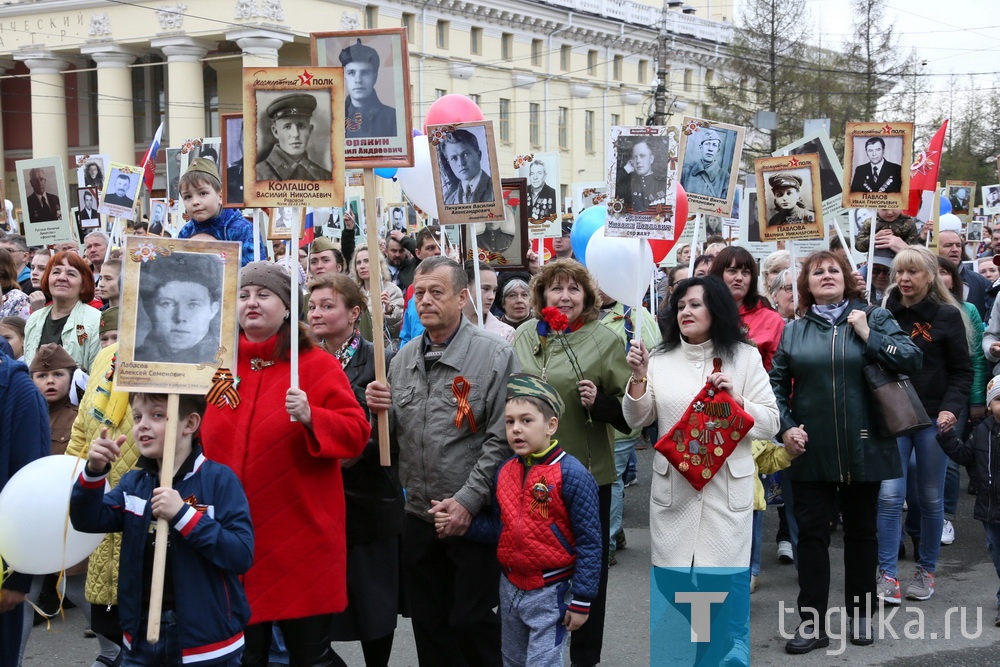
top-left (307, 273), bottom-right (403, 667)
top-left (877, 246), bottom-right (972, 606)
top-left (770, 250), bottom-right (921, 653)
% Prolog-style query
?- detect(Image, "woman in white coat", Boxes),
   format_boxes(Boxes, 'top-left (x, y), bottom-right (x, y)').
top-left (624, 275), bottom-right (779, 567)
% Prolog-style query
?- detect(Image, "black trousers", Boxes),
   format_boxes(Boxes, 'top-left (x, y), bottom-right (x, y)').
top-left (241, 614), bottom-right (346, 667)
top-left (791, 480), bottom-right (879, 635)
top-left (402, 514), bottom-right (502, 667)
top-left (568, 483), bottom-right (611, 666)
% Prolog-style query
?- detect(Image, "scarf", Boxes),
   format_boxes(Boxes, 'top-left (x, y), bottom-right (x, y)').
top-left (811, 299), bottom-right (850, 325)
top-left (329, 329), bottom-right (362, 370)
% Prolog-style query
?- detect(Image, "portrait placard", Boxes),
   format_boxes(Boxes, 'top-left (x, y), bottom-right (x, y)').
top-left (968, 219), bottom-right (984, 243)
top-left (15, 156), bottom-right (75, 246)
top-left (165, 147), bottom-right (183, 212)
top-left (754, 154), bottom-right (824, 242)
top-left (945, 180), bottom-right (976, 219)
top-left (243, 66), bottom-right (345, 208)
top-left (75, 187), bottom-right (102, 239)
top-left (99, 163), bottom-right (142, 221)
top-left (221, 114), bottom-right (245, 208)
top-left (316, 206), bottom-right (344, 239)
top-left (311, 28), bottom-right (414, 168)
top-left (116, 237), bottom-right (240, 394)
top-left (149, 199), bottom-right (170, 236)
top-left (461, 178), bottom-right (530, 271)
top-left (775, 131), bottom-right (844, 217)
top-left (607, 126), bottom-right (676, 239)
top-left (268, 207), bottom-right (306, 240)
top-left (182, 138), bottom-right (221, 170)
top-left (387, 203), bottom-right (407, 235)
top-left (574, 181), bottom-right (607, 213)
top-left (427, 121), bottom-right (505, 225)
top-left (676, 117), bottom-right (744, 217)
top-left (75, 154), bottom-right (110, 190)
top-left (517, 152), bottom-right (561, 239)
top-left (982, 184), bottom-right (1000, 215)
top-left (842, 122), bottom-right (913, 209)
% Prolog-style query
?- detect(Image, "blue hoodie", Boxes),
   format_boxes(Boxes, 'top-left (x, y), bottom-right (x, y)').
top-left (177, 207), bottom-right (268, 267)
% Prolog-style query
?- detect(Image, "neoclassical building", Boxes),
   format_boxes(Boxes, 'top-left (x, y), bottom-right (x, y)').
top-left (0, 0), bottom-right (733, 206)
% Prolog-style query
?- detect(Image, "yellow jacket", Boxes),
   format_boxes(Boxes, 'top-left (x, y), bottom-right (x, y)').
top-left (64, 344), bottom-right (138, 606)
top-left (752, 439), bottom-right (795, 512)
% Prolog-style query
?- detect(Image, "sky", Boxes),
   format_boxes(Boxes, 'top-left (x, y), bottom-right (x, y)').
top-left (801, 0), bottom-right (1000, 88)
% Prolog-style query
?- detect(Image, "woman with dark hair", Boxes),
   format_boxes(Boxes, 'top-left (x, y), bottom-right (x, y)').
top-left (770, 250), bottom-right (921, 653)
top-left (710, 245), bottom-right (785, 371)
top-left (22, 251), bottom-right (100, 372)
top-left (512, 258), bottom-right (632, 667)
top-left (691, 254), bottom-right (713, 277)
top-left (84, 162), bottom-right (104, 189)
top-left (624, 276), bottom-right (779, 568)
top-left (0, 248), bottom-right (29, 319)
top-left (307, 273), bottom-right (403, 667)
top-left (200, 262), bottom-right (370, 667)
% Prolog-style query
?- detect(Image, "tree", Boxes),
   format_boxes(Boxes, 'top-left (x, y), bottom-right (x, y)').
top-left (841, 0), bottom-right (904, 120)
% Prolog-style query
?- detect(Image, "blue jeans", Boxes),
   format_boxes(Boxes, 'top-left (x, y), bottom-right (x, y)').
top-left (983, 522), bottom-right (1000, 607)
top-left (877, 425), bottom-right (947, 577)
top-left (123, 611), bottom-right (242, 666)
top-left (750, 510), bottom-right (763, 577)
top-left (610, 436), bottom-right (639, 551)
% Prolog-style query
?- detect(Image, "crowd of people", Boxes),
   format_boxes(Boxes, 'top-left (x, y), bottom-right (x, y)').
top-left (3, 158), bottom-right (1000, 667)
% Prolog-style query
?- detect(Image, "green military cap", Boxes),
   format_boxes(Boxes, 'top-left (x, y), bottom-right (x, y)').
top-left (698, 128), bottom-right (722, 144)
top-left (267, 93), bottom-right (318, 121)
top-left (100, 307), bottom-right (119, 335)
top-left (768, 173), bottom-right (803, 190)
top-left (310, 236), bottom-right (339, 254)
top-left (506, 373), bottom-right (565, 419)
top-left (339, 39), bottom-right (380, 69)
top-left (29, 343), bottom-right (77, 373)
top-left (186, 157), bottom-right (220, 182)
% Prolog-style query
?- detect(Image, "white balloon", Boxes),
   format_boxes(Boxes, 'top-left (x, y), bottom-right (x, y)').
top-left (938, 213), bottom-right (962, 233)
top-left (395, 136), bottom-right (439, 219)
top-left (0, 455), bottom-right (106, 574)
top-left (585, 226), bottom-right (655, 306)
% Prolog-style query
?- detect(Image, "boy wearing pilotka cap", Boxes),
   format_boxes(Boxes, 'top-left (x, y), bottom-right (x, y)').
top-left (435, 374), bottom-right (601, 667)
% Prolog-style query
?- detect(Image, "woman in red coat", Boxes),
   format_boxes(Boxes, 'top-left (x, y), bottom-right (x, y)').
top-left (200, 262), bottom-right (370, 667)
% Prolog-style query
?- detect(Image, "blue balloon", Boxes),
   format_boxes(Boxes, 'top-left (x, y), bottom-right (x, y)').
top-left (939, 195), bottom-right (952, 216)
top-left (374, 167), bottom-right (398, 179)
top-left (570, 205), bottom-right (607, 266)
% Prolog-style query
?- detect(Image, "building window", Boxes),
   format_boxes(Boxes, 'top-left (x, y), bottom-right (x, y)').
top-left (584, 110), bottom-right (594, 153)
top-left (611, 113), bottom-right (620, 127)
top-left (705, 68), bottom-right (714, 90)
top-left (436, 21), bottom-right (449, 49)
top-left (613, 55), bottom-right (623, 81)
top-left (499, 98), bottom-right (511, 143)
top-left (558, 107), bottom-right (568, 149)
top-left (531, 39), bottom-right (542, 66)
top-left (587, 50), bottom-right (598, 76)
top-left (529, 103), bottom-right (540, 146)
top-left (560, 45), bottom-right (571, 71)
top-left (636, 116), bottom-right (645, 126)
top-left (684, 69), bottom-right (693, 92)
top-left (365, 5), bottom-right (378, 28)
top-left (469, 94), bottom-right (481, 106)
top-left (638, 59), bottom-right (648, 84)
top-left (501, 33), bottom-right (513, 61)
top-left (402, 13), bottom-right (415, 42)
top-left (471, 27), bottom-right (482, 55)
top-left (204, 64), bottom-right (219, 137)
top-left (133, 54), bottom-right (164, 146)
top-left (434, 88), bottom-right (447, 99)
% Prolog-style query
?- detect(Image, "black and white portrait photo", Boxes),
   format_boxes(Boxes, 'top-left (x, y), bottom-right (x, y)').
top-left (76, 155), bottom-right (109, 190)
top-left (254, 91), bottom-right (333, 182)
top-left (676, 118), bottom-right (745, 216)
top-left (149, 199), bottom-right (169, 236)
top-left (23, 166), bottom-right (62, 223)
top-left (438, 127), bottom-right (494, 204)
top-left (322, 206), bottom-right (343, 238)
top-left (755, 153), bottom-right (824, 243)
top-left (99, 164), bottom-right (141, 221)
top-left (166, 147), bottom-right (183, 210)
top-left (783, 136), bottom-right (843, 203)
top-left (764, 171), bottom-right (816, 226)
top-left (312, 28), bottom-right (414, 167)
top-left (189, 139), bottom-right (221, 167)
top-left (268, 206), bottom-right (303, 240)
top-left (968, 220), bottom-right (984, 242)
top-left (389, 205), bottom-right (406, 233)
top-left (222, 114), bottom-right (245, 207)
top-left (520, 155), bottom-right (559, 223)
top-left (849, 136), bottom-right (903, 194)
top-left (134, 252), bottom-right (223, 365)
top-left (76, 188), bottom-right (101, 230)
top-left (613, 135), bottom-right (668, 213)
top-left (945, 180), bottom-right (975, 217)
top-left (984, 184), bottom-right (1000, 215)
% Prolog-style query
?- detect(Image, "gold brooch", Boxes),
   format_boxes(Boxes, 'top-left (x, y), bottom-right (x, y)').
top-left (249, 358), bottom-right (275, 372)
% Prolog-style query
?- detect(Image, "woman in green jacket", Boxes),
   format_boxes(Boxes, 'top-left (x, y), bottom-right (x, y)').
top-left (769, 250), bottom-right (921, 654)
top-left (513, 258), bottom-right (631, 667)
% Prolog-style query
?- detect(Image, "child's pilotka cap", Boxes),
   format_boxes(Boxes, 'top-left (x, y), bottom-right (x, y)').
top-left (506, 373), bottom-right (565, 419)
top-left (29, 343), bottom-right (77, 373)
top-left (185, 157), bottom-right (221, 183)
top-left (100, 307), bottom-right (119, 335)
top-left (988, 376), bottom-right (1000, 407)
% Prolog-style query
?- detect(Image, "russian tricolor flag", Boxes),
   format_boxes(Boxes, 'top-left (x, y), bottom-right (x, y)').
top-left (300, 208), bottom-right (315, 248)
top-left (140, 122), bottom-right (164, 194)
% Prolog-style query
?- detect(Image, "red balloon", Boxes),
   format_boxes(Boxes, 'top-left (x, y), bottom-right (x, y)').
top-left (424, 95), bottom-right (486, 132)
top-left (648, 184), bottom-right (690, 263)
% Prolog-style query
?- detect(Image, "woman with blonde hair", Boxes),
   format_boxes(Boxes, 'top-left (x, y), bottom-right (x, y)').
top-left (350, 243), bottom-right (404, 343)
top-left (876, 245), bottom-right (971, 605)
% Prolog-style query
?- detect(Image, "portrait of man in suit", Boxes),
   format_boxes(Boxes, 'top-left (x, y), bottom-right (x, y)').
top-left (103, 172), bottom-right (136, 209)
top-left (949, 187), bottom-right (970, 215)
top-left (439, 129), bottom-right (494, 205)
top-left (849, 136), bottom-right (902, 194)
top-left (25, 168), bottom-right (61, 223)
top-left (76, 189), bottom-right (101, 228)
top-left (526, 160), bottom-right (557, 221)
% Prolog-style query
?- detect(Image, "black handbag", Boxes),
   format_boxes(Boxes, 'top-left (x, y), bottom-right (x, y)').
top-left (862, 307), bottom-right (933, 437)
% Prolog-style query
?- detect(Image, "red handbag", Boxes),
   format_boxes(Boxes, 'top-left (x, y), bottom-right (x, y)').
top-left (654, 358), bottom-right (756, 491)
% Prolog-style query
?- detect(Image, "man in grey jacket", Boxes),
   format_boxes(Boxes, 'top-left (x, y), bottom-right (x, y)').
top-left (366, 255), bottom-right (518, 666)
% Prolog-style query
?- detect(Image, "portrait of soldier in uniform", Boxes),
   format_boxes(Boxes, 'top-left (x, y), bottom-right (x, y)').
top-left (255, 92), bottom-right (332, 182)
top-left (616, 139), bottom-right (666, 212)
top-left (526, 160), bottom-right (557, 221)
top-left (680, 128), bottom-right (731, 199)
top-left (985, 185), bottom-right (1000, 213)
top-left (766, 173), bottom-right (815, 226)
top-left (340, 39), bottom-right (397, 139)
top-left (849, 136), bottom-right (902, 194)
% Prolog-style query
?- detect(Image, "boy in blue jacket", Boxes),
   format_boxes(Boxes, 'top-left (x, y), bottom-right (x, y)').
top-left (71, 392), bottom-right (254, 666)
top-left (435, 374), bottom-right (601, 667)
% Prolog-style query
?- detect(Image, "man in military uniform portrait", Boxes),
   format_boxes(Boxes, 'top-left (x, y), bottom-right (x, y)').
top-left (526, 160), bottom-right (557, 221)
top-left (849, 136), bottom-right (902, 194)
top-left (766, 173), bottom-right (815, 226)
top-left (617, 139), bottom-right (665, 212)
top-left (680, 127), bottom-right (730, 199)
top-left (340, 39), bottom-right (397, 139)
top-left (255, 92), bottom-right (332, 181)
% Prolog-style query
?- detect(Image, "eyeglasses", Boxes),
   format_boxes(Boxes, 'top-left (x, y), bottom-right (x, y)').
top-left (872, 266), bottom-right (890, 275)
top-left (779, 285), bottom-right (793, 293)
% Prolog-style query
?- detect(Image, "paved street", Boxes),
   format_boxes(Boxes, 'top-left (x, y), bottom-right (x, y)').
top-left (22, 446), bottom-right (1000, 665)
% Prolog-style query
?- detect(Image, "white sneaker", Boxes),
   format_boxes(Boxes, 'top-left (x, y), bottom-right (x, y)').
top-left (777, 541), bottom-right (794, 564)
top-left (941, 519), bottom-right (955, 545)
top-left (750, 575), bottom-right (758, 593)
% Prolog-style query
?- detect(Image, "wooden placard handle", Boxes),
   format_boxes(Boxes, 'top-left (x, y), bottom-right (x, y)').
top-left (146, 393), bottom-right (179, 644)
top-left (363, 171), bottom-right (391, 467)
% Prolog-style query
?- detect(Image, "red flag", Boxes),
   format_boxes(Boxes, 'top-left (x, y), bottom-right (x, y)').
top-left (299, 209), bottom-right (315, 248)
top-left (905, 120), bottom-right (948, 216)
top-left (139, 122), bottom-right (164, 194)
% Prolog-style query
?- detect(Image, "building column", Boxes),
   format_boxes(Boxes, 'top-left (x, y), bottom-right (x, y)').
top-left (15, 51), bottom-right (72, 160)
top-left (0, 59), bottom-right (13, 169)
top-left (226, 29), bottom-right (293, 68)
top-left (81, 45), bottom-right (141, 164)
top-left (151, 37), bottom-right (211, 143)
